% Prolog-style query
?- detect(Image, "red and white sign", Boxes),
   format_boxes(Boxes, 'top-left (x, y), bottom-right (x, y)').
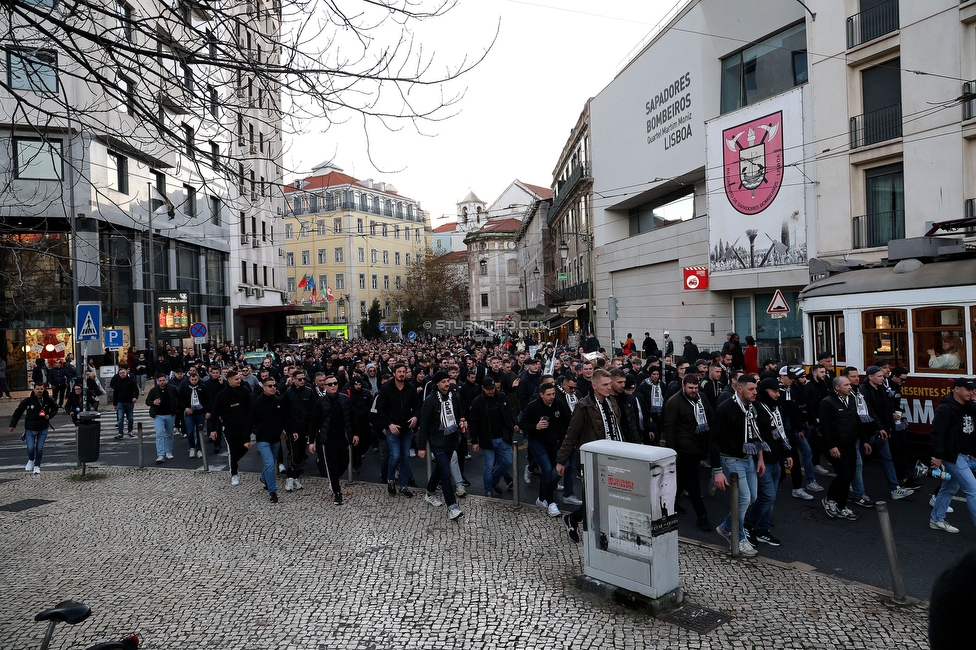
top-left (766, 289), bottom-right (790, 314)
top-left (723, 111), bottom-right (784, 215)
top-left (683, 266), bottom-right (709, 291)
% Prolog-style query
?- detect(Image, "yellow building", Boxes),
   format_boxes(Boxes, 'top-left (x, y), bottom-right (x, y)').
top-left (282, 162), bottom-right (431, 338)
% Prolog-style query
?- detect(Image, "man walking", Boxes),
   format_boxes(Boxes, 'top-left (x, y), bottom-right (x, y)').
top-left (308, 374), bottom-right (357, 505)
top-left (9, 383), bottom-right (58, 474)
top-left (375, 362), bottom-right (421, 498)
top-left (661, 374), bottom-right (714, 531)
top-left (519, 381), bottom-right (571, 516)
top-left (468, 377), bottom-right (516, 497)
top-left (417, 371), bottom-right (465, 520)
top-left (208, 369), bottom-right (253, 484)
top-left (110, 366), bottom-right (139, 440)
top-left (819, 376), bottom-right (872, 521)
top-left (146, 373), bottom-right (180, 464)
top-left (281, 370), bottom-right (315, 492)
top-left (249, 376), bottom-right (285, 503)
top-left (178, 370), bottom-right (210, 458)
top-left (929, 377), bottom-right (976, 534)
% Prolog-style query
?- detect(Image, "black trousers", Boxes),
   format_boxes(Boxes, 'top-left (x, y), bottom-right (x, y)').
top-left (826, 442), bottom-right (858, 509)
top-left (282, 432), bottom-right (307, 479)
top-left (227, 435), bottom-right (249, 476)
top-left (675, 451), bottom-right (708, 518)
top-left (323, 442), bottom-right (349, 495)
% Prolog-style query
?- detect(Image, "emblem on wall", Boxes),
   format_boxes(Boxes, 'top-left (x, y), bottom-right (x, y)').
top-left (723, 111), bottom-right (783, 215)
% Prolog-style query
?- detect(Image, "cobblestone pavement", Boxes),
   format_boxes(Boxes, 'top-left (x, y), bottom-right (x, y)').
top-left (0, 467), bottom-right (929, 649)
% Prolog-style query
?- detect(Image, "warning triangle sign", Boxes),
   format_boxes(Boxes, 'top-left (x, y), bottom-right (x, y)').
top-left (766, 289), bottom-right (790, 314)
top-left (80, 312), bottom-right (98, 337)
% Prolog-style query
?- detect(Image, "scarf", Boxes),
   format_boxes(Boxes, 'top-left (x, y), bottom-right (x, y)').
top-left (686, 394), bottom-right (709, 433)
top-left (853, 389), bottom-right (873, 423)
top-left (596, 397), bottom-right (622, 442)
top-left (559, 387), bottom-right (578, 413)
top-left (439, 391), bottom-right (458, 436)
top-left (734, 394), bottom-right (769, 456)
top-left (759, 401), bottom-right (791, 451)
top-left (649, 380), bottom-right (663, 414)
top-left (634, 393), bottom-right (645, 431)
top-left (189, 384), bottom-right (203, 410)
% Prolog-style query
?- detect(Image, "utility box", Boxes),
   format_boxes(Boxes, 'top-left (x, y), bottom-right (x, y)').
top-left (579, 440), bottom-right (679, 598)
top-left (77, 412), bottom-right (101, 464)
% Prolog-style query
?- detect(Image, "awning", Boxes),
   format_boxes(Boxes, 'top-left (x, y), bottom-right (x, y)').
top-left (233, 304), bottom-right (322, 316)
top-left (564, 303), bottom-right (586, 312)
top-left (546, 316), bottom-right (574, 329)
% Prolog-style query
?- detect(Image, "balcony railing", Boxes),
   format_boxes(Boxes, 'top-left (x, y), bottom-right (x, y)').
top-left (852, 209), bottom-right (904, 249)
top-left (850, 104), bottom-right (902, 149)
top-left (964, 81), bottom-right (976, 121)
top-left (847, 0), bottom-right (898, 49)
top-left (548, 163), bottom-right (590, 223)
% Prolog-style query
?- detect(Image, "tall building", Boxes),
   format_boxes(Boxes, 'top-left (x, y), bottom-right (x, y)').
top-left (282, 162), bottom-right (431, 339)
top-left (0, 0), bottom-right (284, 389)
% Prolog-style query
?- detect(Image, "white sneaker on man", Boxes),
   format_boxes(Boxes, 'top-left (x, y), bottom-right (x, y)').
top-left (424, 492), bottom-right (443, 507)
top-left (32, 466), bottom-right (40, 475)
top-left (165, 453), bottom-right (174, 460)
top-left (890, 487), bottom-right (914, 500)
top-left (737, 538), bottom-right (759, 558)
top-left (284, 478), bottom-right (295, 492)
top-left (196, 450), bottom-right (203, 458)
top-left (547, 502), bottom-right (561, 517)
top-left (563, 495), bottom-right (583, 506)
top-left (792, 488), bottom-right (814, 500)
top-left (524, 465), bottom-right (532, 484)
top-left (155, 455), bottom-right (164, 464)
top-left (448, 504), bottom-right (463, 520)
top-left (293, 478), bottom-right (304, 490)
top-left (535, 498), bottom-right (548, 509)
top-left (231, 475), bottom-right (240, 486)
top-left (278, 463), bottom-right (286, 472)
top-left (25, 460), bottom-right (34, 472)
top-left (814, 464), bottom-right (830, 475)
top-left (805, 481), bottom-right (825, 492)
top-left (930, 519), bottom-right (960, 534)
top-left (189, 449), bottom-right (196, 458)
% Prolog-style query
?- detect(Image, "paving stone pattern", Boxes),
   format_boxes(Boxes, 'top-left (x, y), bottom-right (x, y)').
top-left (0, 468), bottom-right (928, 649)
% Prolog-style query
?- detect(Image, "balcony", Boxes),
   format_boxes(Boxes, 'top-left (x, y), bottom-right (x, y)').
top-left (964, 81), bottom-right (976, 121)
top-left (852, 210), bottom-right (904, 249)
top-left (847, 0), bottom-right (899, 49)
top-left (548, 163), bottom-right (590, 223)
top-left (850, 104), bottom-right (902, 149)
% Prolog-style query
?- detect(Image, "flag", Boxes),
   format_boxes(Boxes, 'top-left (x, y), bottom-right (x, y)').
top-left (312, 287), bottom-right (318, 299)
top-left (150, 185), bottom-right (175, 220)
top-left (307, 276), bottom-right (316, 292)
top-left (327, 287), bottom-right (334, 301)
top-left (297, 275), bottom-right (307, 289)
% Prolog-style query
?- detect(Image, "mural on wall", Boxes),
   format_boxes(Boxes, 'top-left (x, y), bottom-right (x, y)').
top-left (706, 88), bottom-right (807, 274)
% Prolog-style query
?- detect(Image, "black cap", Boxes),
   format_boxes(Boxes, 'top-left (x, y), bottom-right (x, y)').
top-left (482, 377), bottom-right (496, 389)
top-left (432, 370), bottom-right (450, 384)
top-left (952, 377), bottom-right (976, 390)
top-left (817, 350), bottom-right (833, 361)
top-left (759, 377), bottom-right (780, 392)
top-left (624, 375), bottom-right (637, 390)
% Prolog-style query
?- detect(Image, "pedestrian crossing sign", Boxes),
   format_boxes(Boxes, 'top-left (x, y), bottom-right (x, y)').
top-left (77, 303), bottom-right (101, 341)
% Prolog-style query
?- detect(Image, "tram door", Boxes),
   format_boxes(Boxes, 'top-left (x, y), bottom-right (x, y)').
top-left (813, 313), bottom-right (846, 365)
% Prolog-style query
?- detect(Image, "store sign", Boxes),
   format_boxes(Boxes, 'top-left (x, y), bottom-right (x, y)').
top-left (156, 291), bottom-right (190, 337)
top-left (683, 266), bottom-right (708, 291)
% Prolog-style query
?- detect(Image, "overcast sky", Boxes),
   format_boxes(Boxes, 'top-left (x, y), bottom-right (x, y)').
top-left (283, 0), bottom-right (678, 225)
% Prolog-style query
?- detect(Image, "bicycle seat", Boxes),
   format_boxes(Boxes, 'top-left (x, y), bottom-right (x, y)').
top-left (35, 600), bottom-right (92, 624)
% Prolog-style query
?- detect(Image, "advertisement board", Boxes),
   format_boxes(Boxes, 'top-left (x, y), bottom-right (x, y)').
top-left (156, 291), bottom-right (190, 338)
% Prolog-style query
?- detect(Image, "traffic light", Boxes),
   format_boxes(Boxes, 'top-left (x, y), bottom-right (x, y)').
top-left (608, 296), bottom-right (618, 322)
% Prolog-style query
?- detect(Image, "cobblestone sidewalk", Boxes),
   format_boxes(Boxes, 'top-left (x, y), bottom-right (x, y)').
top-left (0, 468), bottom-right (929, 649)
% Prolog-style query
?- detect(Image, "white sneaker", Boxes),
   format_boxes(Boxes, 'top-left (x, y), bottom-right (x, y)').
top-left (524, 465), bottom-right (532, 484)
top-left (557, 481), bottom-right (564, 491)
top-left (535, 498), bottom-right (548, 509)
top-left (278, 463), bottom-right (286, 472)
top-left (563, 495), bottom-right (583, 506)
top-left (409, 449), bottom-right (416, 457)
top-left (930, 519), bottom-right (960, 534)
top-left (448, 504), bottom-right (463, 520)
top-left (285, 478), bottom-right (295, 492)
top-left (547, 502), bottom-right (561, 517)
top-left (424, 492), bottom-right (443, 507)
top-left (814, 464), bottom-right (830, 476)
top-left (189, 449), bottom-right (196, 458)
top-left (155, 455), bottom-right (164, 464)
top-left (165, 453), bottom-right (174, 460)
top-left (231, 475), bottom-right (240, 486)
top-left (890, 487), bottom-right (913, 500)
top-left (25, 460), bottom-right (34, 472)
top-left (929, 494), bottom-right (954, 513)
top-left (293, 478), bottom-right (304, 490)
top-left (737, 538), bottom-right (759, 557)
top-left (805, 481), bottom-right (825, 492)
top-left (196, 450), bottom-right (203, 458)
top-left (32, 466), bottom-right (40, 475)
top-left (792, 488), bottom-right (814, 500)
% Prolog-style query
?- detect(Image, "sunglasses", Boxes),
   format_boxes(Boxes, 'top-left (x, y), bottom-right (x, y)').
top-left (266, 383), bottom-right (277, 388)
top-left (324, 381), bottom-right (338, 386)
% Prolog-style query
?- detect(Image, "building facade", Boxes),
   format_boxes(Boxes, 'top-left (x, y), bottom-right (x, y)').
top-left (282, 163), bottom-right (431, 339)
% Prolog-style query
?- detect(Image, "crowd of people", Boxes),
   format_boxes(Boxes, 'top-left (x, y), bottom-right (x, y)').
top-left (7, 331), bottom-right (976, 546)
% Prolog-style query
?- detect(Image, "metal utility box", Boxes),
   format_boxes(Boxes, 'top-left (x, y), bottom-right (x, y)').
top-left (579, 440), bottom-right (679, 598)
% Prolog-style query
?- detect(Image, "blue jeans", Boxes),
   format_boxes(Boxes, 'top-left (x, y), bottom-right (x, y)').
top-left (387, 428), bottom-right (414, 488)
top-left (874, 438), bottom-right (899, 490)
top-left (183, 411), bottom-right (207, 451)
top-left (796, 436), bottom-right (817, 486)
top-left (745, 461), bottom-right (781, 532)
top-left (719, 455), bottom-right (758, 542)
top-left (426, 448), bottom-right (456, 507)
top-left (527, 439), bottom-right (558, 503)
top-left (257, 441), bottom-right (281, 493)
top-left (931, 454), bottom-right (976, 527)
top-left (116, 402), bottom-right (134, 437)
top-left (481, 438), bottom-right (513, 495)
top-left (153, 414), bottom-right (175, 457)
top-left (852, 443), bottom-right (865, 498)
top-left (25, 429), bottom-right (48, 466)
top-left (563, 456), bottom-right (578, 497)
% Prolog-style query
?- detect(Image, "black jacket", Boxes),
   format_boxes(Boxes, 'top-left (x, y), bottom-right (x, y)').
top-left (754, 392), bottom-right (787, 464)
top-left (661, 391), bottom-right (713, 456)
top-left (374, 380), bottom-right (421, 431)
top-left (208, 384), bottom-right (253, 436)
top-left (819, 393), bottom-right (870, 451)
top-left (178, 381), bottom-right (211, 414)
top-left (111, 374), bottom-right (139, 405)
top-left (281, 385), bottom-right (316, 435)
top-left (249, 393), bottom-right (285, 443)
top-left (9, 392), bottom-right (59, 431)
top-left (468, 391), bottom-right (516, 449)
top-left (930, 394), bottom-right (976, 464)
top-left (308, 392), bottom-right (355, 447)
top-left (709, 397), bottom-right (756, 468)
top-left (145, 384), bottom-right (180, 418)
top-left (416, 389), bottom-right (465, 452)
top-left (519, 395), bottom-right (571, 446)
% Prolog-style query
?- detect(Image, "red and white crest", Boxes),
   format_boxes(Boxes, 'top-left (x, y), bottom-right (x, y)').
top-left (722, 111), bottom-right (783, 215)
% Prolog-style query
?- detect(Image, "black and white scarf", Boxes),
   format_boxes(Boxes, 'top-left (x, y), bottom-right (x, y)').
top-left (852, 389), bottom-right (873, 423)
top-left (596, 397), bottom-right (622, 442)
top-left (734, 394), bottom-right (769, 456)
top-left (559, 386), bottom-right (578, 413)
top-left (439, 391), bottom-right (458, 436)
top-left (649, 380), bottom-right (663, 414)
top-left (686, 394), bottom-right (709, 434)
top-left (758, 401), bottom-right (791, 451)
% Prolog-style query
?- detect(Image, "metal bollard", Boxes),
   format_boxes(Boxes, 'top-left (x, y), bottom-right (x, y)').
top-left (875, 501), bottom-right (910, 605)
top-left (729, 473), bottom-right (740, 558)
top-left (511, 439), bottom-right (521, 509)
top-left (346, 446), bottom-right (354, 482)
top-left (198, 424), bottom-right (209, 472)
top-left (137, 422), bottom-right (144, 469)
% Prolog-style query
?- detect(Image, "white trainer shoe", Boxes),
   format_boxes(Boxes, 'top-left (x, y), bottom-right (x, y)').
top-left (547, 502), bottom-right (561, 517)
top-left (231, 475), bottom-right (240, 486)
top-left (32, 466), bottom-right (40, 475)
top-left (292, 478), bottom-right (303, 490)
top-left (535, 498), bottom-right (548, 509)
top-left (930, 519), bottom-right (960, 534)
top-left (737, 538), bottom-right (759, 557)
top-left (284, 478), bottom-right (295, 492)
top-left (563, 495), bottom-right (583, 506)
top-left (424, 492), bottom-right (444, 507)
top-left (792, 488), bottom-right (814, 500)
top-left (448, 504), bottom-right (463, 520)
top-left (189, 449), bottom-right (196, 458)
top-left (25, 460), bottom-right (34, 472)
top-left (165, 453), bottom-right (174, 460)
top-left (929, 494), bottom-right (954, 513)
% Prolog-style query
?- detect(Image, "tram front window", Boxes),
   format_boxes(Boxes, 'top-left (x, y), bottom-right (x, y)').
top-left (862, 309), bottom-right (908, 369)
top-left (914, 307), bottom-right (965, 373)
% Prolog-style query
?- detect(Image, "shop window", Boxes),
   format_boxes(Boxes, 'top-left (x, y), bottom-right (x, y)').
top-left (913, 307), bottom-right (966, 373)
top-left (862, 309), bottom-right (908, 369)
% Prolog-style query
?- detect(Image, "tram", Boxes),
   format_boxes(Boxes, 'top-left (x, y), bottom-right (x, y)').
top-left (798, 235), bottom-right (975, 448)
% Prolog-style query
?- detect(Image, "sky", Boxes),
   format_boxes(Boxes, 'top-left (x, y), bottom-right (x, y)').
top-left (282, 0), bottom-right (680, 226)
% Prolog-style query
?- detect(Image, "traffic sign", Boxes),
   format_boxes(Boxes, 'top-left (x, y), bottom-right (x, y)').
top-left (77, 303), bottom-right (101, 341)
top-left (189, 322), bottom-right (208, 339)
top-left (766, 289), bottom-right (791, 314)
top-left (103, 329), bottom-right (124, 349)
top-left (407, 331), bottom-right (417, 342)
top-left (391, 325), bottom-right (400, 334)
top-left (378, 322), bottom-right (386, 332)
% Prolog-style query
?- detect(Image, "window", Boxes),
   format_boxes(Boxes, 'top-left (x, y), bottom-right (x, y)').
top-left (241, 261), bottom-right (248, 284)
top-left (370, 221), bottom-right (377, 236)
top-left (319, 275), bottom-right (327, 291)
top-left (720, 23), bottom-right (807, 114)
top-left (415, 229), bottom-right (420, 243)
top-left (371, 274), bottom-right (378, 290)
top-left (15, 138), bottom-right (62, 180)
top-left (317, 249), bottom-right (327, 264)
top-left (507, 259), bottom-right (517, 275)
top-left (383, 275), bottom-right (390, 290)
top-left (360, 193), bottom-right (368, 211)
top-left (370, 249), bottom-right (377, 265)
top-left (300, 223), bottom-right (310, 238)
top-left (285, 223), bottom-right (294, 239)
top-left (382, 250), bottom-right (389, 265)
top-left (351, 246), bottom-right (362, 264)
top-left (479, 260), bottom-right (488, 276)
top-left (394, 225), bottom-right (400, 240)
top-left (210, 141), bottom-right (219, 165)
top-left (395, 252), bottom-right (401, 265)
top-left (118, 77), bottom-right (134, 114)
top-left (335, 273), bottom-right (344, 290)
top-left (359, 274), bottom-right (366, 290)
top-left (360, 300), bottom-right (367, 316)
top-left (316, 220), bottom-right (326, 236)
top-left (287, 276), bottom-right (296, 292)
top-left (209, 196), bottom-right (221, 225)
top-left (914, 307), bottom-right (966, 373)
top-left (404, 226), bottom-right (410, 241)
top-left (357, 218), bottom-right (364, 234)
top-left (382, 224), bottom-right (388, 237)
top-left (628, 187), bottom-right (695, 236)
top-left (208, 85), bottom-right (219, 118)
top-left (395, 275), bottom-right (401, 290)
top-left (116, 1), bottom-right (134, 41)
top-left (286, 251), bottom-right (295, 267)
top-left (862, 309), bottom-right (908, 369)
top-left (301, 250), bottom-right (310, 265)
top-left (854, 58), bottom-right (902, 148)
top-left (405, 252), bottom-right (411, 266)
top-left (407, 204), bottom-right (414, 219)
top-left (7, 48), bottom-right (58, 92)
top-left (481, 293), bottom-right (489, 308)
top-left (333, 217), bottom-right (342, 234)
top-left (183, 184), bottom-right (196, 218)
top-left (855, 163), bottom-right (904, 248)
top-left (182, 124), bottom-right (193, 157)
top-left (334, 247), bottom-right (343, 263)
top-left (107, 151), bottom-right (128, 193)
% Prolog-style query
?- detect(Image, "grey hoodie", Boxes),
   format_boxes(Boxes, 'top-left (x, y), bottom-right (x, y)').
top-left (365, 364), bottom-right (379, 394)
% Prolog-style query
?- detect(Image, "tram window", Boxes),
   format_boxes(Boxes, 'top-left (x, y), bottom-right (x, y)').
top-left (913, 307), bottom-right (965, 373)
top-left (835, 314), bottom-right (846, 362)
top-left (862, 309), bottom-right (908, 369)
